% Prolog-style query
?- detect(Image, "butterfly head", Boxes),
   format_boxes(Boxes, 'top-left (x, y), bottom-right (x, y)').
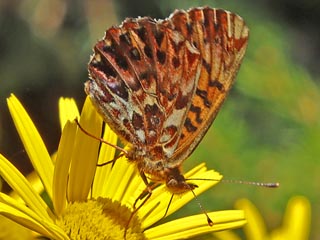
top-left (165, 167), bottom-right (198, 194)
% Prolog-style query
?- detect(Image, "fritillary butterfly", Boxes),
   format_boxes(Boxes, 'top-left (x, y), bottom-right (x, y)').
top-left (85, 7), bottom-right (249, 194)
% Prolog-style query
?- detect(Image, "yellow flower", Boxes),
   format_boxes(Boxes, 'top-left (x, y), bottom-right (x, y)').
top-left (213, 197), bottom-right (311, 240)
top-left (0, 94), bottom-right (246, 239)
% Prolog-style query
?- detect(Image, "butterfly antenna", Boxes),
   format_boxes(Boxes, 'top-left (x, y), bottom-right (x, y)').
top-left (221, 179), bottom-right (280, 188)
top-left (75, 119), bottom-right (128, 155)
top-left (189, 187), bottom-right (213, 226)
top-left (186, 177), bottom-right (279, 188)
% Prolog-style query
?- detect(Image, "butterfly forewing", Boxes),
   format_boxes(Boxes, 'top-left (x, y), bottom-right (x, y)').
top-left (86, 16), bottom-right (201, 159)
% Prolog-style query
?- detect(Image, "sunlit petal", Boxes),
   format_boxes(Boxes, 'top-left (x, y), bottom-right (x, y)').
top-left (0, 155), bottom-right (53, 221)
top-left (145, 210), bottom-right (246, 239)
top-left (67, 97), bottom-right (102, 202)
top-left (53, 121), bottom-right (78, 215)
top-left (58, 97), bottom-right (80, 130)
top-left (7, 94), bottom-right (54, 199)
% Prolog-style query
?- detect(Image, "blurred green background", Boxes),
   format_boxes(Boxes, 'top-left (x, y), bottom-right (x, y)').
top-left (0, 0), bottom-right (319, 239)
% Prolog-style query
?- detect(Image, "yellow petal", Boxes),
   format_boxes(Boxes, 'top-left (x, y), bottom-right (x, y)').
top-left (213, 230), bottom-right (242, 240)
top-left (92, 123), bottom-right (118, 198)
top-left (0, 193), bottom-right (68, 240)
top-left (58, 97), bottom-right (80, 131)
top-left (284, 196), bottom-right (311, 239)
top-left (0, 215), bottom-right (33, 240)
top-left (67, 97), bottom-right (102, 202)
top-left (9, 171), bottom-right (44, 204)
top-left (145, 210), bottom-right (246, 239)
top-left (235, 198), bottom-right (267, 240)
top-left (100, 150), bottom-right (148, 206)
top-left (271, 196), bottom-right (311, 240)
top-left (53, 120), bottom-right (78, 215)
top-left (99, 153), bottom-right (140, 204)
top-left (7, 94), bottom-right (53, 199)
top-left (0, 154), bottom-right (53, 221)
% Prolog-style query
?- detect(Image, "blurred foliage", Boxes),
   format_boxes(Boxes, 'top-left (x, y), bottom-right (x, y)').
top-left (0, 0), bottom-right (319, 239)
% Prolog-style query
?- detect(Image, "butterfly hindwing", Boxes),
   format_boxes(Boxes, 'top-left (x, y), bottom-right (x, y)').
top-left (165, 7), bottom-right (249, 164)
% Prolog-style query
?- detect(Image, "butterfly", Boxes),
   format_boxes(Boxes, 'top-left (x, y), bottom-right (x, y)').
top-left (85, 6), bottom-right (249, 194)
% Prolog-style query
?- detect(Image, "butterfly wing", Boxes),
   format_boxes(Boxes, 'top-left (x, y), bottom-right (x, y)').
top-left (86, 16), bottom-right (201, 160)
top-left (164, 7), bottom-right (249, 165)
top-left (86, 7), bottom-right (248, 166)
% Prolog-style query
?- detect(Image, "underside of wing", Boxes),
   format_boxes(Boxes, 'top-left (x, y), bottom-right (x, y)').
top-left (164, 7), bottom-right (249, 165)
top-left (86, 17), bottom-right (201, 160)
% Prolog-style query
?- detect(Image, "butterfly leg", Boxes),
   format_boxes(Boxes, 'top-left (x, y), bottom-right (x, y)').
top-left (75, 118), bottom-right (128, 156)
top-left (124, 171), bottom-right (155, 239)
top-left (97, 153), bottom-right (124, 167)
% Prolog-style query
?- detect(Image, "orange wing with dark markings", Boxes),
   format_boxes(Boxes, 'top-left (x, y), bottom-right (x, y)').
top-left (164, 7), bottom-right (249, 165)
top-left (86, 6), bottom-right (248, 171)
top-left (86, 16), bottom-right (201, 161)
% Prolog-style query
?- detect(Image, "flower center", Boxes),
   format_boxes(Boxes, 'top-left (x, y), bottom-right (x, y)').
top-left (56, 197), bottom-right (146, 240)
